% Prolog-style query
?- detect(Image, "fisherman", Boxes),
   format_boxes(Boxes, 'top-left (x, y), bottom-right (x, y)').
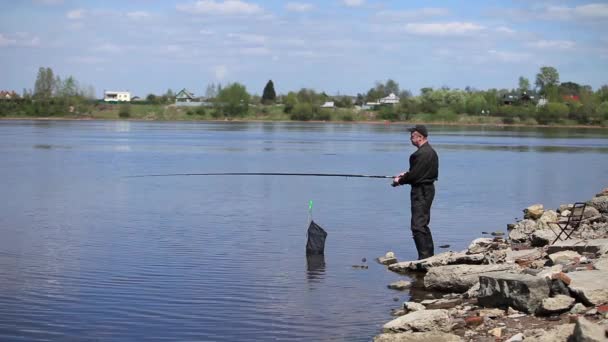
top-left (392, 125), bottom-right (439, 260)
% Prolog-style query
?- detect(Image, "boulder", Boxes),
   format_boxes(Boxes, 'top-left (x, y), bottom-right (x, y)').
top-left (467, 238), bottom-right (495, 254)
top-left (525, 204), bottom-right (544, 220)
top-left (374, 331), bottom-right (463, 342)
top-left (388, 280), bottom-right (412, 291)
top-left (546, 239), bottom-right (608, 256)
top-left (403, 302), bottom-right (426, 313)
top-left (594, 256), bottom-right (608, 271)
top-left (382, 309), bottom-right (452, 333)
top-left (567, 270), bottom-right (608, 306)
top-left (505, 332), bottom-right (524, 342)
top-left (583, 206), bottom-right (601, 219)
top-left (508, 219), bottom-right (537, 242)
top-left (531, 229), bottom-right (558, 247)
top-left (548, 250), bottom-right (582, 265)
top-left (378, 251), bottom-right (398, 265)
top-left (388, 251), bottom-right (484, 273)
top-left (588, 196), bottom-right (608, 214)
top-left (537, 210), bottom-right (558, 230)
top-left (505, 248), bottom-right (543, 263)
top-left (570, 317), bottom-right (607, 342)
top-left (523, 324), bottom-right (575, 342)
top-left (478, 272), bottom-right (550, 314)
top-left (424, 264), bottom-right (521, 293)
top-left (570, 303), bottom-right (588, 314)
top-left (540, 295), bottom-right (575, 314)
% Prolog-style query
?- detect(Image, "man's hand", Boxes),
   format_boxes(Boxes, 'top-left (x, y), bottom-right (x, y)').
top-left (391, 172), bottom-right (407, 187)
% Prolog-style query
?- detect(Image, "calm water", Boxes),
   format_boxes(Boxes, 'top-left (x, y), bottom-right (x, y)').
top-left (1, 120), bottom-right (607, 341)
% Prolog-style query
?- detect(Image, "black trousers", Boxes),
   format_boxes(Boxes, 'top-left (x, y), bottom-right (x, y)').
top-left (410, 183), bottom-right (435, 259)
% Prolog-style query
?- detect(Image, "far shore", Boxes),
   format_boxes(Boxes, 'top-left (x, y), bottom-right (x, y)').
top-left (2, 116), bottom-right (608, 130)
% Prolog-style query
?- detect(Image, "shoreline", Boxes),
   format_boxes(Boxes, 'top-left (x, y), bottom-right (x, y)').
top-left (1, 116), bottom-right (607, 130)
top-left (375, 188), bottom-right (608, 341)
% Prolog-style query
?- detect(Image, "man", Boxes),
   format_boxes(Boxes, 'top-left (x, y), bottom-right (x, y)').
top-left (391, 125), bottom-right (439, 260)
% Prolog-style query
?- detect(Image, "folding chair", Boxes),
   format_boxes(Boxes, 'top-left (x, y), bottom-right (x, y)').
top-left (549, 202), bottom-right (586, 244)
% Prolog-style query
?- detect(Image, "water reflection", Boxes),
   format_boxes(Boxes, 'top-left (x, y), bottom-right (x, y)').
top-left (306, 254), bottom-right (326, 282)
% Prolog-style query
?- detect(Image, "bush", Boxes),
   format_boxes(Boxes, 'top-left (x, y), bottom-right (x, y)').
top-left (341, 113), bottom-right (354, 121)
top-left (290, 103), bottom-right (314, 121)
top-left (536, 102), bottom-right (568, 124)
top-left (597, 102), bottom-right (608, 121)
top-left (434, 107), bottom-right (458, 122)
top-left (118, 104), bottom-right (131, 118)
top-left (378, 105), bottom-right (399, 121)
top-left (314, 109), bottom-right (331, 121)
top-left (195, 106), bottom-right (206, 115)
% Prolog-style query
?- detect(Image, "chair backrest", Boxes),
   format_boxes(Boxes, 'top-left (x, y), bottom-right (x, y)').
top-left (567, 202), bottom-right (586, 227)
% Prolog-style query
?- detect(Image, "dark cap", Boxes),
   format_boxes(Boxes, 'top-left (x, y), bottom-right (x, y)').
top-left (408, 124), bottom-right (428, 137)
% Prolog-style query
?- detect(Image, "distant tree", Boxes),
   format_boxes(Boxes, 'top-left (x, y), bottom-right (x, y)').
top-left (261, 80), bottom-right (276, 104)
top-left (215, 83), bottom-right (250, 117)
top-left (146, 94), bottom-right (157, 102)
top-left (535, 66), bottom-right (560, 95)
top-left (59, 76), bottom-right (78, 98)
top-left (205, 83), bottom-right (218, 99)
top-left (283, 92), bottom-right (297, 113)
top-left (385, 79), bottom-right (400, 95)
top-left (598, 85), bottom-right (608, 102)
top-left (34, 67), bottom-right (56, 99)
top-left (518, 76), bottom-right (530, 93)
top-left (559, 81), bottom-right (581, 96)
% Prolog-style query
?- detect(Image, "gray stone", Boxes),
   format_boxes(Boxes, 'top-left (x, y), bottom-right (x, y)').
top-left (567, 270), bottom-right (608, 306)
top-left (531, 229), bottom-right (558, 247)
top-left (505, 248), bottom-right (543, 263)
top-left (540, 295), bottom-right (575, 314)
top-left (537, 210), bottom-right (559, 230)
top-left (467, 238), bottom-right (495, 254)
top-left (537, 265), bottom-right (564, 280)
top-left (424, 264), bottom-right (521, 293)
top-left (523, 324), bottom-right (575, 342)
top-left (525, 204), bottom-right (544, 220)
top-left (388, 251), bottom-right (485, 273)
top-left (589, 196), bottom-right (608, 214)
top-left (594, 257), bottom-right (608, 271)
top-left (464, 282), bottom-right (480, 299)
top-left (505, 332), bottom-right (524, 342)
top-left (403, 302), bottom-right (426, 312)
top-left (570, 317), bottom-right (607, 342)
top-left (478, 272), bottom-right (550, 314)
top-left (547, 239), bottom-right (608, 256)
top-left (388, 280), bottom-right (412, 290)
top-left (549, 250), bottom-right (582, 265)
top-left (509, 219), bottom-right (538, 242)
top-left (374, 331), bottom-right (463, 342)
top-left (570, 303), bottom-right (589, 314)
top-left (382, 309), bottom-right (452, 333)
top-left (584, 206), bottom-right (601, 219)
top-left (378, 256), bottom-right (398, 265)
top-left (424, 298), bottom-right (462, 310)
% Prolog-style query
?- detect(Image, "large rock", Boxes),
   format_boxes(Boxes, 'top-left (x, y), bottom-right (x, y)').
top-left (594, 256), bottom-right (608, 271)
top-left (525, 204), bottom-right (544, 220)
top-left (382, 309), bottom-right (452, 333)
top-left (478, 272), bottom-right (550, 314)
top-left (540, 295), bottom-right (575, 314)
top-left (546, 239), bottom-right (608, 256)
top-left (424, 264), bottom-right (521, 293)
top-left (531, 229), bottom-right (558, 247)
top-left (537, 210), bottom-right (559, 230)
top-left (548, 250), bottom-right (582, 265)
top-left (583, 206), bottom-right (601, 219)
top-left (508, 219), bottom-right (537, 242)
top-left (523, 324), bottom-right (575, 342)
top-left (588, 196), bottom-right (608, 214)
top-left (388, 251), bottom-right (484, 273)
top-left (505, 248), bottom-right (543, 263)
top-left (570, 317), bottom-right (607, 342)
top-left (374, 331), bottom-right (463, 342)
top-left (567, 270), bottom-right (608, 306)
top-left (467, 238), bottom-right (495, 254)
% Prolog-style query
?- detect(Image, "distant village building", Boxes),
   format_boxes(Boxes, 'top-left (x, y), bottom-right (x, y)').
top-left (502, 91), bottom-right (538, 105)
top-left (104, 91), bottom-right (131, 102)
top-left (175, 88), bottom-right (207, 107)
top-left (321, 101), bottom-right (335, 108)
top-left (379, 93), bottom-right (399, 105)
top-left (0, 90), bottom-right (19, 100)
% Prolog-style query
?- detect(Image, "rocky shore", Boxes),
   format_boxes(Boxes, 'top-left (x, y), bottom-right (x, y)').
top-left (375, 188), bottom-right (608, 341)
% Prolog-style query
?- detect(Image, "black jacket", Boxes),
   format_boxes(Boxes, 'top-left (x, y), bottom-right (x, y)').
top-left (398, 142), bottom-right (439, 186)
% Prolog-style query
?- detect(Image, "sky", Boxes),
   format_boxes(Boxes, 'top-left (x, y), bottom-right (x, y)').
top-left (1, 0), bottom-right (607, 97)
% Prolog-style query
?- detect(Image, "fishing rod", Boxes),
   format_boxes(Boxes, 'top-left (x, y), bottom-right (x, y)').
top-left (125, 172), bottom-right (394, 179)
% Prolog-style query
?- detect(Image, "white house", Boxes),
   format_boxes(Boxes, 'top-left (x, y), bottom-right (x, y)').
top-left (379, 93), bottom-right (399, 105)
top-left (321, 101), bottom-right (335, 108)
top-left (104, 91), bottom-right (131, 102)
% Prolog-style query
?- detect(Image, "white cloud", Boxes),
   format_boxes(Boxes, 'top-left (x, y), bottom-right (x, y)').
top-left (66, 9), bottom-right (84, 19)
top-left (200, 29), bottom-right (214, 35)
top-left (214, 65), bottom-right (227, 80)
top-left (177, 0), bottom-right (263, 16)
top-left (543, 3), bottom-right (608, 20)
top-left (375, 8), bottom-right (449, 21)
top-left (227, 33), bottom-right (267, 44)
top-left (69, 56), bottom-right (105, 64)
top-left (33, 0), bottom-right (64, 5)
top-left (528, 40), bottom-right (575, 50)
top-left (286, 2), bottom-right (314, 12)
top-left (495, 26), bottom-right (515, 34)
top-left (93, 43), bottom-right (123, 53)
top-left (126, 11), bottom-right (150, 20)
top-left (488, 50), bottom-right (530, 63)
top-left (404, 22), bottom-right (485, 36)
top-left (0, 33), bottom-right (17, 47)
top-left (240, 47), bottom-right (271, 55)
top-left (342, 0), bottom-right (364, 7)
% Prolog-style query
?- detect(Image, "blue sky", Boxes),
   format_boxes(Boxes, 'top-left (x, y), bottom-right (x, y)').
top-left (1, 0), bottom-right (607, 97)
